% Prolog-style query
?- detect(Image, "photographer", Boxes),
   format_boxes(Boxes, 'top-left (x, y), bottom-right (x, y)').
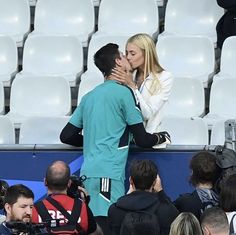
top-left (0, 184), bottom-right (34, 235)
top-left (108, 159), bottom-right (179, 235)
top-left (0, 180), bottom-right (9, 223)
top-left (32, 160), bottom-right (102, 235)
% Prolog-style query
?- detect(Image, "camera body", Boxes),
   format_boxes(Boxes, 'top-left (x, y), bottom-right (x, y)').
top-left (67, 175), bottom-right (87, 199)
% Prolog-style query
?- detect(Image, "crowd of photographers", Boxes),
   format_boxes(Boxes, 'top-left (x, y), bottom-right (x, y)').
top-left (0, 152), bottom-right (236, 235)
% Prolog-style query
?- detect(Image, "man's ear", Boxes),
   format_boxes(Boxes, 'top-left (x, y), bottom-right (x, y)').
top-left (44, 178), bottom-right (47, 187)
top-left (202, 225), bottom-right (210, 235)
top-left (4, 203), bottom-right (11, 215)
top-left (129, 177), bottom-right (134, 186)
top-left (115, 58), bottom-right (122, 67)
top-left (67, 179), bottom-right (72, 188)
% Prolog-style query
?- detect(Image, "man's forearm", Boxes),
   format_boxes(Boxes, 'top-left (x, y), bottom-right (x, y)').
top-left (129, 123), bottom-right (158, 148)
top-left (60, 123), bottom-right (83, 147)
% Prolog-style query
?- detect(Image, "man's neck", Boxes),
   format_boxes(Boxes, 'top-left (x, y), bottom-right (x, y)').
top-left (197, 183), bottom-right (213, 189)
top-left (47, 189), bottom-right (67, 195)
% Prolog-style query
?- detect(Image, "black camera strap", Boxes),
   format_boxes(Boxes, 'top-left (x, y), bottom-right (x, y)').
top-left (35, 196), bottom-right (81, 225)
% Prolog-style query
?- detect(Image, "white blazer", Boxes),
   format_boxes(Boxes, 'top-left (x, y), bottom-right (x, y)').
top-left (133, 70), bottom-right (173, 133)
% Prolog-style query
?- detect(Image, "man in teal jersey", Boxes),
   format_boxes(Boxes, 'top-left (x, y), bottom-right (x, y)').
top-left (60, 43), bottom-right (170, 218)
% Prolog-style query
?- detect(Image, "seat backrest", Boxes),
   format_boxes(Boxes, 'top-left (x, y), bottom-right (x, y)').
top-left (156, 36), bottom-right (215, 78)
top-left (164, 77), bottom-right (205, 117)
top-left (98, 0), bottom-right (159, 36)
top-left (77, 75), bottom-right (103, 105)
top-left (0, 35), bottom-right (18, 75)
top-left (209, 79), bottom-right (236, 117)
top-left (19, 116), bottom-right (70, 144)
top-left (210, 120), bottom-right (225, 145)
top-left (0, 0), bottom-right (30, 34)
top-left (34, 0), bottom-right (94, 35)
top-left (159, 117), bottom-right (209, 145)
top-left (0, 82), bottom-right (4, 114)
top-left (87, 35), bottom-right (129, 72)
top-left (0, 116), bottom-right (15, 144)
top-left (10, 76), bottom-right (71, 116)
top-left (164, 0), bottom-right (223, 39)
top-left (23, 35), bottom-right (83, 75)
top-left (220, 36), bottom-right (236, 78)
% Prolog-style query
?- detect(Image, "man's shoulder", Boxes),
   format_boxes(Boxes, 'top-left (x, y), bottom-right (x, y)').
top-left (0, 223), bottom-right (11, 234)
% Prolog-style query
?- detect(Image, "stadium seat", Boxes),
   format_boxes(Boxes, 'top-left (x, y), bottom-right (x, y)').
top-left (32, 0), bottom-right (95, 47)
top-left (19, 116), bottom-right (70, 144)
top-left (93, 0), bottom-right (100, 7)
top-left (0, 35), bottom-right (18, 87)
top-left (7, 75), bottom-right (71, 128)
top-left (78, 35), bottom-right (129, 104)
top-left (94, 0), bottom-right (159, 38)
top-left (210, 120), bottom-right (225, 145)
top-left (214, 36), bottom-right (236, 81)
top-left (156, 36), bottom-right (215, 87)
top-left (0, 82), bottom-right (4, 115)
top-left (28, 0), bottom-right (37, 6)
top-left (17, 35), bottom-right (83, 87)
top-left (0, 116), bottom-right (15, 144)
top-left (204, 79), bottom-right (236, 129)
top-left (159, 0), bottom-right (224, 44)
top-left (159, 116), bottom-right (209, 145)
top-left (0, 0), bottom-right (30, 47)
top-left (163, 77), bottom-right (205, 118)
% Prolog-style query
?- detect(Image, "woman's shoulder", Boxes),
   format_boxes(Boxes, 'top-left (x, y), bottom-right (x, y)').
top-left (158, 70), bottom-right (173, 80)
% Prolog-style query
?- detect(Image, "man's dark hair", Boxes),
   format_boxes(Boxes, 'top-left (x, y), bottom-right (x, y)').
top-left (200, 207), bottom-right (229, 234)
top-left (130, 160), bottom-right (158, 190)
top-left (94, 43), bottom-right (121, 77)
top-left (220, 173), bottom-right (236, 211)
top-left (0, 180), bottom-right (9, 209)
top-left (4, 184), bottom-right (34, 206)
top-left (46, 161), bottom-right (71, 191)
top-left (190, 151), bottom-right (221, 186)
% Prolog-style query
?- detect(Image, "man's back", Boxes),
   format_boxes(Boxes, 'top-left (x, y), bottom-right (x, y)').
top-left (70, 80), bottom-right (143, 180)
top-left (108, 191), bottom-right (179, 235)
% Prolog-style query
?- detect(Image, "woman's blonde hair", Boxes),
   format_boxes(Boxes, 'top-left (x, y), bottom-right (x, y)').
top-left (169, 212), bottom-right (203, 235)
top-left (126, 33), bottom-right (164, 95)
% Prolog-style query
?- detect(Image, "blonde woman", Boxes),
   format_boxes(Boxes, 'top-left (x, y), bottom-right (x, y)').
top-left (112, 33), bottom-right (173, 134)
top-left (169, 212), bottom-right (203, 235)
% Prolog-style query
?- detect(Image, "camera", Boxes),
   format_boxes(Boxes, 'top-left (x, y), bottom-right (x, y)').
top-left (67, 175), bottom-right (87, 199)
top-left (6, 221), bottom-right (53, 234)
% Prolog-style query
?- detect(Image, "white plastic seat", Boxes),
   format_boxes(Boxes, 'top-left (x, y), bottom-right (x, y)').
top-left (32, 0), bottom-right (94, 47)
top-left (0, 116), bottom-right (15, 144)
top-left (159, 117), bottom-right (209, 145)
top-left (78, 35), bottom-right (129, 104)
top-left (163, 77), bottom-right (205, 118)
top-left (214, 36), bottom-right (236, 81)
top-left (93, 0), bottom-right (100, 6)
top-left (0, 82), bottom-right (4, 115)
top-left (29, 0), bottom-right (37, 6)
top-left (0, 35), bottom-right (18, 87)
top-left (159, 0), bottom-right (224, 44)
top-left (94, 0), bottom-right (159, 38)
top-left (0, 0), bottom-right (30, 47)
top-left (156, 36), bottom-right (215, 87)
top-left (17, 35), bottom-right (83, 87)
top-left (210, 120), bottom-right (226, 145)
top-left (7, 75), bottom-right (71, 128)
top-left (19, 116), bottom-right (70, 144)
top-left (204, 79), bottom-right (236, 129)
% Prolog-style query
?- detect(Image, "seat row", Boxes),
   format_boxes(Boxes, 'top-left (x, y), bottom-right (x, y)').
top-left (2, 33), bottom-right (236, 88)
top-left (1, 74), bottom-right (236, 131)
top-left (0, 0), bottom-right (223, 48)
top-left (0, 115), bottom-right (227, 146)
